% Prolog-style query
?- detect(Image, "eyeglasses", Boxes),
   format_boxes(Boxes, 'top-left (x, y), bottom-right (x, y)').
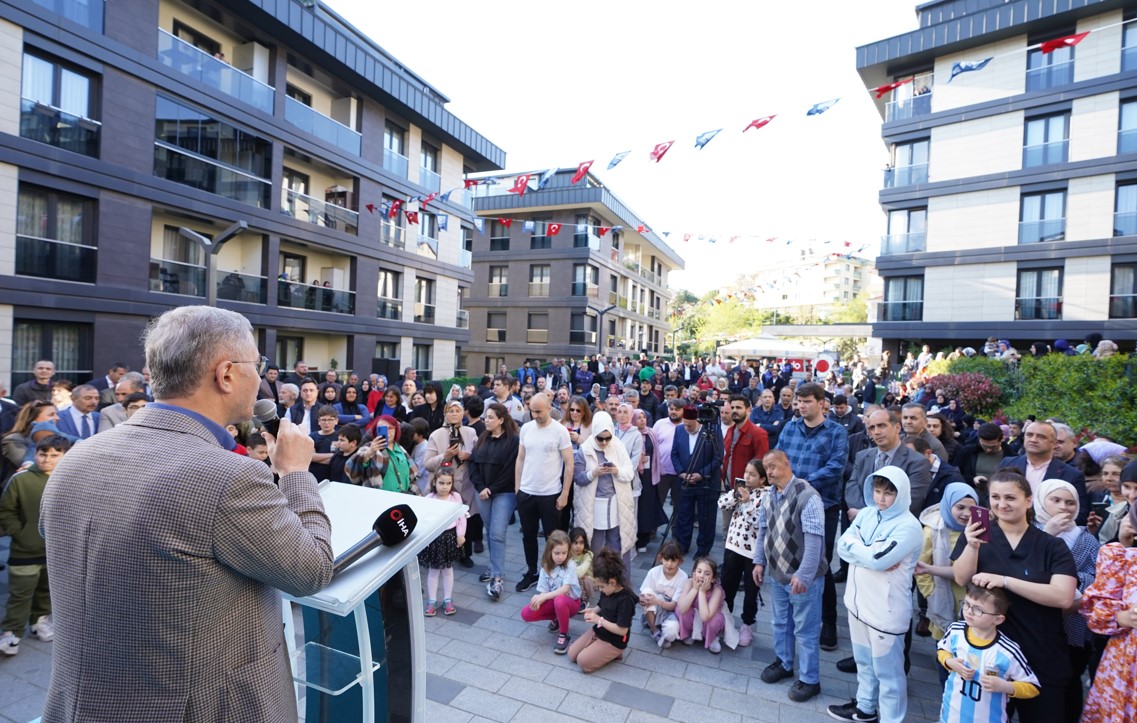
top-left (595, 435), bottom-right (612, 443)
top-left (230, 356), bottom-right (269, 376)
top-left (960, 600), bottom-right (995, 617)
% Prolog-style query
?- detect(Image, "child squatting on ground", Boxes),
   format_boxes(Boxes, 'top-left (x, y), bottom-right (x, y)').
top-left (569, 548), bottom-right (638, 673)
top-left (519, 530), bottom-right (581, 654)
top-left (418, 467), bottom-right (466, 617)
top-left (639, 540), bottom-right (688, 648)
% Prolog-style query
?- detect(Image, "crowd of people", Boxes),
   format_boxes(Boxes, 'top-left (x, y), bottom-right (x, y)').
top-left (2, 345), bottom-right (1136, 723)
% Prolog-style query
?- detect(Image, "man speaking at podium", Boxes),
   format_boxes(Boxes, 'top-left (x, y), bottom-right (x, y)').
top-left (40, 306), bottom-right (334, 722)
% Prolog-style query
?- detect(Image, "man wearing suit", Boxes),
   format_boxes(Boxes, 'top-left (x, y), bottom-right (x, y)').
top-left (846, 409), bottom-right (931, 520)
top-left (97, 372), bottom-right (147, 433)
top-left (86, 363), bottom-right (127, 395)
top-left (41, 305), bottom-right (332, 723)
top-left (55, 384), bottom-right (101, 440)
top-left (670, 405), bottom-right (724, 559)
top-left (1000, 419), bottom-right (1089, 524)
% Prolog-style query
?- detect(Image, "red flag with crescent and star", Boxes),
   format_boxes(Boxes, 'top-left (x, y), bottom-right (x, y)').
top-left (508, 174), bottom-right (532, 196)
top-left (548, 222), bottom-right (562, 236)
top-left (649, 141), bottom-right (674, 163)
top-left (571, 161), bottom-right (593, 184)
top-left (744, 115), bottom-right (776, 132)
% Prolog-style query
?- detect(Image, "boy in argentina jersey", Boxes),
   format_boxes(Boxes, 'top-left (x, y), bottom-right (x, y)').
top-left (937, 585), bottom-right (1039, 723)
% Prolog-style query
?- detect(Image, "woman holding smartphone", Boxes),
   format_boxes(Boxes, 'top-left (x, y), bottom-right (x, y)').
top-left (346, 415), bottom-right (414, 493)
top-left (952, 470), bottom-right (1078, 723)
top-left (573, 411), bottom-right (637, 568)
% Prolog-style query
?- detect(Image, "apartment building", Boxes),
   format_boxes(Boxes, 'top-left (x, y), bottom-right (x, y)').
top-left (739, 252), bottom-right (875, 323)
top-left (0, 0), bottom-right (503, 387)
top-left (465, 169), bottom-right (684, 374)
top-left (858, 0), bottom-right (1137, 356)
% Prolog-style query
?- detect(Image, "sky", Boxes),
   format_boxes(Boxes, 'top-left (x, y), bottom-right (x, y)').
top-left (324, 0), bottom-right (924, 294)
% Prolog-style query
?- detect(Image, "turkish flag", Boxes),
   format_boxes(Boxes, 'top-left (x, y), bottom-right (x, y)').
top-left (571, 161), bottom-right (593, 184)
top-left (649, 141), bottom-right (674, 163)
top-left (547, 222), bottom-right (562, 236)
top-left (422, 192), bottom-right (437, 208)
top-left (463, 179), bottom-right (480, 189)
top-left (387, 200), bottom-right (402, 220)
top-left (508, 174), bottom-right (532, 196)
top-left (1041, 32), bottom-right (1089, 53)
top-left (873, 79), bottom-right (911, 98)
top-left (404, 211), bottom-right (419, 225)
top-left (498, 218), bottom-right (513, 228)
top-left (364, 203), bottom-right (376, 214)
top-left (744, 115), bottom-right (776, 132)
top-left (598, 226), bottom-right (611, 237)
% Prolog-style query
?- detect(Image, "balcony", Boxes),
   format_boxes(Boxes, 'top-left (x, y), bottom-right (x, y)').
top-left (880, 232), bottom-right (926, 254)
top-left (571, 282), bottom-right (599, 298)
top-left (574, 232), bottom-right (602, 250)
top-left (32, 0), bottom-right (103, 31)
top-left (419, 167), bottom-right (441, 194)
top-left (527, 329), bottom-right (548, 344)
top-left (284, 97), bottom-right (360, 155)
top-left (380, 221), bottom-right (406, 249)
top-left (885, 90), bottom-right (931, 123)
top-left (456, 310), bottom-right (469, 329)
top-left (1018, 218), bottom-right (1065, 244)
top-left (1015, 297), bottom-right (1062, 320)
top-left (488, 283), bottom-right (509, 297)
top-left (1114, 211), bottom-right (1137, 237)
top-left (277, 282), bottom-right (356, 314)
top-left (216, 270), bottom-right (266, 303)
top-left (150, 258), bottom-right (205, 296)
top-left (16, 235), bottom-right (97, 283)
top-left (458, 249), bottom-right (472, 269)
top-left (883, 163), bottom-right (928, 188)
top-left (486, 328), bottom-right (506, 343)
top-left (282, 188), bottom-right (358, 235)
top-left (528, 282), bottom-right (549, 297)
top-left (416, 234), bottom-right (438, 260)
top-left (157, 30), bottom-right (273, 114)
top-left (1026, 60), bottom-right (1073, 92)
top-left (383, 149), bottom-right (409, 178)
top-left (569, 330), bottom-right (597, 345)
top-left (414, 303), bottom-right (435, 324)
top-left (1120, 128), bottom-right (1137, 155)
top-left (20, 98), bottom-right (99, 157)
top-left (878, 300), bottom-right (923, 321)
top-left (648, 308), bottom-right (662, 320)
top-left (455, 189), bottom-right (473, 209)
top-left (154, 143), bottom-right (271, 208)
top-left (377, 298), bottom-right (403, 321)
top-left (1110, 294), bottom-right (1137, 318)
top-left (1022, 140), bottom-right (1067, 168)
top-left (640, 267), bottom-right (660, 285)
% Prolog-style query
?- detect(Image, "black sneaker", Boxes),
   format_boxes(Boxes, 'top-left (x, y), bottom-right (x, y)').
top-left (473, 541), bottom-right (485, 554)
top-left (554, 633), bottom-right (570, 655)
top-left (479, 570), bottom-right (493, 583)
top-left (515, 572), bottom-right (540, 592)
top-left (760, 659), bottom-right (795, 684)
top-left (820, 622), bottom-right (838, 651)
top-left (836, 656), bottom-right (858, 674)
top-left (548, 620), bottom-right (559, 632)
top-left (827, 700), bottom-right (878, 722)
top-left (788, 680), bottom-right (821, 702)
top-left (458, 557), bottom-right (475, 569)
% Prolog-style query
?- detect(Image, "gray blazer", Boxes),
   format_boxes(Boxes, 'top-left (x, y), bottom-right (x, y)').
top-left (96, 402), bottom-right (127, 433)
top-left (41, 406), bottom-right (333, 722)
top-left (845, 443), bottom-right (932, 515)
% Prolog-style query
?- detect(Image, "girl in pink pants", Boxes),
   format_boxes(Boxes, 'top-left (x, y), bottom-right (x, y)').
top-left (676, 557), bottom-right (727, 653)
top-left (519, 530), bottom-right (581, 654)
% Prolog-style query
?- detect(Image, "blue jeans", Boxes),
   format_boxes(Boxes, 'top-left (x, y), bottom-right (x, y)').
top-left (768, 576), bottom-right (823, 684)
top-left (479, 492), bottom-right (516, 579)
top-left (673, 484), bottom-right (717, 558)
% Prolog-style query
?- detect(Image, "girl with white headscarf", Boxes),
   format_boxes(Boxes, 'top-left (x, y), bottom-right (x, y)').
top-left (573, 411), bottom-right (636, 567)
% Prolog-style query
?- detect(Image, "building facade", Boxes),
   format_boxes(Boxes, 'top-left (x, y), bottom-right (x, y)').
top-left (737, 252), bottom-right (875, 323)
top-left (465, 169), bottom-right (684, 375)
top-left (0, 0), bottom-right (503, 388)
top-left (857, 0), bottom-right (1137, 356)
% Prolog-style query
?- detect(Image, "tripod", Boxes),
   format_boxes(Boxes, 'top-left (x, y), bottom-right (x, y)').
top-left (659, 419), bottom-right (721, 544)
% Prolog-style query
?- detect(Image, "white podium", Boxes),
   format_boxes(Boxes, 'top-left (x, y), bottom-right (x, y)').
top-left (282, 482), bottom-right (465, 723)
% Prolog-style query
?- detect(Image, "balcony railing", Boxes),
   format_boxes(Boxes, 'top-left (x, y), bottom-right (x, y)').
top-left (383, 149), bottom-right (409, 178)
top-left (419, 167), bottom-right (441, 194)
top-left (414, 303), bottom-right (435, 324)
top-left (20, 98), bottom-right (99, 157)
top-left (486, 328), bottom-right (506, 343)
top-left (608, 290), bottom-right (618, 305)
top-left (284, 97), bottom-right (361, 155)
top-left (32, 0), bottom-right (103, 31)
top-left (453, 189), bottom-right (473, 209)
top-left (883, 163), bottom-right (928, 188)
top-left (216, 270), bottom-right (266, 303)
top-left (277, 281), bottom-right (355, 314)
top-left (416, 234), bottom-right (438, 260)
top-left (1120, 128), bottom-right (1137, 155)
top-left (574, 232), bottom-right (602, 250)
top-left (527, 329), bottom-right (548, 343)
top-left (640, 267), bottom-right (660, 285)
top-left (1026, 60), bottom-right (1073, 92)
top-left (528, 282), bottom-right (549, 297)
top-left (878, 300), bottom-right (923, 321)
top-left (1022, 140), bottom-right (1068, 168)
top-left (885, 90), bottom-right (932, 123)
top-left (1115, 211), bottom-right (1137, 237)
top-left (456, 310), bottom-right (469, 329)
top-left (1015, 297), bottom-right (1062, 320)
top-left (154, 143), bottom-right (271, 208)
top-left (488, 283), bottom-right (509, 297)
top-left (377, 298), bottom-right (403, 321)
top-left (458, 249), bottom-right (472, 269)
top-left (16, 235), bottom-right (97, 283)
top-left (648, 308), bottom-right (662, 320)
top-left (571, 282), bottom-right (599, 298)
top-left (150, 258), bottom-right (205, 296)
top-left (1018, 218), bottom-right (1065, 244)
top-left (569, 330), bottom-right (597, 345)
top-left (282, 188), bottom-right (359, 234)
top-left (157, 30), bottom-right (273, 114)
top-left (880, 232), bottom-right (926, 254)
top-left (380, 221), bottom-right (406, 249)
top-left (1109, 294), bottom-right (1137, 318)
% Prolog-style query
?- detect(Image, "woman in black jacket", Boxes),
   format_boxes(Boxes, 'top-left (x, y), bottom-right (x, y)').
top-left (468, 402), bottom-right (520, 601)
top-left (410, 381), bottom-right (445, 433)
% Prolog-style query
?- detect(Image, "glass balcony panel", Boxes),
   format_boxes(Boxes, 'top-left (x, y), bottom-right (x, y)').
top-left (282, 188), bottom-right (358, 234)
top-left (1120, 128), bottom-right (1137, 155)
top-left (379, 222), bottom-right (406, 249)
top-left (488, 283), bottom-right (509, 297)
top-left (216, 270), bottom-right (266, 303)
top-left (414, 303), bottom-right (435, 324)
top-left (1114, 211), bottom-right (1137, 237)
top-left (574, 232), bottom-right (601, 250)
top-left (284, 96), bottom-right (360, 155)
top-left (157, 30), bottom-right (273, 113)
top-left (277, 281), bottom-right (355, 314)
top-left (571, 282), bottom-right (598, 298)
top-left (154, 144), bottom-right (271, 208)
top-left (457, 249), bottom-right (472, 269)
top-left (383, 149), bottom-right (408, 178)
top-left (1022, 140), bottom-right (1068, 167)
top-left (569, 330), bottom-right (596, 345)
top-left (880, 232), bottom-right (926, 254)
top-left (885, 92), bottom-right (932, 122)
top-left (878, 301), bottom-right (923, 321)
top-left (1109, 294), bottom-right (1137, 318)
top-left (150, 258), bottom-right (205, 296)
top-left (32, 0), bottom-right (104, 31)
top-left (456, 189), bottom-right (473, 209)
top-left (376, 298), bottom-right (403, 321)
top-left (1018, 218), bottom-right (1066, 244)
top-left (527, 329), bottom-right (548, 344)
top-left (1015, 297), bottom-right (1062, 320)
top-left (1026, 61), bottom-right (1073, 91)
top-left (419, 167), bottom-right (441, 194)
top-left (608, 290), bottom-right (618, 305)
top-left (456, 310), bottom-right (469, 329)
top-left (528, 282), bottom-right (549, 297)
top-left (1125, 45), bottom-right (1137, 72)
top-left (485, 328), bottom-right (506, 342)
top-left (416, 234), bottom-right (438, 260)
top-left (16, 235), bottom-right (96, 283)
top-left (883, 163), bottom-right (928, 188)
top-left (20, 98), bottom-right (99, 157)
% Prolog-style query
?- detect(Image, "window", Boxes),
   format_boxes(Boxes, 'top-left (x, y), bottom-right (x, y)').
top-left (1019, 190), bottom-right (1066, 244)
top-left (484, 356), bottom-right (504, 375)
top-left (285, 84), bottom-right (312, 106)
top-left (20, 51), bottom-right (99, 157)
top-left (574, 214), bottom-right (599, 248)
top-left (489, 266), bottom-right (508, 297)
top-left (414, 277), bottom-right (435, 324)
top-left (1023, 113), bottom-right (1069, 167)
top-left (16, 185), bottom-right (96, 283)
top-left (486, 312), bottom-right (506, 342)
top-left (154, 95), bottom-right (271, 208)
top-left (531, 219), bottom-right (552, 249)
top-left (1125, 21), bottom-right (1137, 72)
top-left (377, 269), bottom-right (402, 320)
top-left (419, 144), bottom-right (440, 193)
top-left (276, 336), bottom-right (303, 371)
top-left (1109, 264), bottom-right (1137, 318)
top-left (380, 194), bottom-right (406, 249)
top-left (1115, 184), bottom-right (1137, 237)
top-left (1120, 101), bottom-right (1137, 155)
top-left (884, 71), bottom-right (933, 122)
top-left (1016, 267), bottom-right (1062, 320)
top-left (572, 263), bottom-right (599, 296)
top-left (570, 312), bottom-right (597, 345)
top-left (489, 220), bottom-right (510, 251)
top-left (375, 341), bottom-right (398, 360)
top-left (383, 122), bottom-right (407, 177)
top-left (1026, 44), bottom-right (1073, 91)
top-left (883, 208), bottom-right (926, 254)
top-left (12, 320), bottom-right (93, 385)
top-left (880, 276), bottom-right (923, 321)
top-left (172, 20), bottom-right (220, 56)
top-left (458, 226), bottom-right (472, 269)
top-left (885, 140), bottom-right (928, 187)
top-left (416, 213), bottom-right (438, 260)
top-left (529, 264), bottom-right (550, 297)
top-left (413, 344), bottom-right (432, 381)
top-left (152, 225), bottom-right (207, 296)
top-left (527, 313), bottom-right (549, 344)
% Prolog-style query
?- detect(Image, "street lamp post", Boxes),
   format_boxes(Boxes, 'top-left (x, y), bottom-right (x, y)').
top-left (592, 304), bottom-right (617, 355)
top-left (179, 221), bottom-right (248, 307)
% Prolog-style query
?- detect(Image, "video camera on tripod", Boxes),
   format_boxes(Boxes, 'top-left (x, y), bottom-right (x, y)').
top-left (694, 376), bottom-right (730, 424)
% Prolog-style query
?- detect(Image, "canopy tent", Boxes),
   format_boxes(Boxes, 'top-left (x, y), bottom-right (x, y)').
top-left (717, 334), bottom-right (818, 359)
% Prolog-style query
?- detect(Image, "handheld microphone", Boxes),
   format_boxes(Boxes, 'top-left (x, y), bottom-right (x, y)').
top-left (253, 398), bottom-right (281, 438)
top-left (332, 504), bottom-right (418, 576)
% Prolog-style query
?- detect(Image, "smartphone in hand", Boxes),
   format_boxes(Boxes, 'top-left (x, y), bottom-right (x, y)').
top-left (1091, 500), bottom-right (1111, 520)
top-left (971, 506), bottom-right (991, 542)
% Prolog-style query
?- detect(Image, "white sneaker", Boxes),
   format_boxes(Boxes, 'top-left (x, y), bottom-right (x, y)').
top-left (739, 624), bottom-right (752, 647)
top-left (708, 638), bottom-right (722, 654)
top-left (0, 631), bottom-right (19, 656)
top-left (31, 616), bottom-right (54, 642)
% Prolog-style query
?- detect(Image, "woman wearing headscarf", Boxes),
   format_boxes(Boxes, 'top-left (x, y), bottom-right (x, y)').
top-left (632, 408), bottom-right (665, 551)
top-left (573, 411), bottom-right (636, 567)
top-left (426, 399), bottom-right (481, 567)
top-left (916, 483), bottom-right (979, 648)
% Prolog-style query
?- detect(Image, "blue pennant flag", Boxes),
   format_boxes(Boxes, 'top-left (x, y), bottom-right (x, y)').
top-left (575, 223), bottom-right (587, 234)
top-left (610, 225), bottom-right (625, 233)
top-left (438, 215), bottom-right (449, 231)
top-left (949, 57), bottom-right (993, 82)
top-left (694, 129), bottom-right (722, 149)
top-left (537, 168), bottom-right (558, 190)
top-left (482, 177), bottom-right (499, 186)
top-left (523, 220), bottom-right (535, 233)
top-left (439, 190), bottom-right (452, 203)
top-left (473, 218), bottom-right (484, 233)
top-left (806, 98), bottom-right (840, 116)
top-left (607, 151), bottom-right (630, 170)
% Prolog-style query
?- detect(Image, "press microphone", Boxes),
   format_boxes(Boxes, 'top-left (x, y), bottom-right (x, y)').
top-left (253, 398), bottom-right (281, 437)
top-left (332, 504), bottom-right (418, 576)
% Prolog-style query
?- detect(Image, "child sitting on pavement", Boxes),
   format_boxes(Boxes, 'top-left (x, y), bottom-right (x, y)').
top-left (638, 540), bottom-right (687, 648)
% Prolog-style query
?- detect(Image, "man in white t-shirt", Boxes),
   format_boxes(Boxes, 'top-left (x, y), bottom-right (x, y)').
top-left (514, 393), bottom-right (573, 592)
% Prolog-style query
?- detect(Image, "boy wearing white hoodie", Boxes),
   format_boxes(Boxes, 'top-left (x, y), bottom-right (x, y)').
top-left (829, 466), bottom-right (924, 723)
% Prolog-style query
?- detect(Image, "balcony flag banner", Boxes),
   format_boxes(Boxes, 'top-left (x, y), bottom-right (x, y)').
top-left (598, 226), bottom-right (611, 237)
top-left (649, 141), bottom-right (674, 162)
top-left (694, 129), bottom-right (721, 149)
top-left (607, 151), bottom-right (630, 170)
top-left (523, 220), bottom-right (535, 233)
top-left (498, 218), bottom-right (513, 228)
top-left (439, 190), bottom-right (452, 203)
top-left (438, 215), bottom-right (448, 231)
top-left (1040, 31), bottom-right (1089, 53)
top-left (571, 160), bottom-right (593, 183)
top-left (806, 98), bottom-right (839, 116)
top-left (548, 222), bottom-right (562, 236)
top-left (873, 79), bottom-right (911, 98)
top-left (575, 223), bottom-right (586, 234)
top-left (463, 179), bottom-right (480, 189)
top-left (473, 218), bottom-right (484, 233)
top-left (404, 210), bottom-right (419, 225)
top-left (948, 57), bottom-right (993, 82)
top-left (744, 115), bottom-right (776, 132)
top-left (508, 174), bottom-right (532, 196)
top-left (537, 168), bottom-right (558, 190)
top-left (387, 199), bottom-right (402, 220)
top-left (364, 203), bottom-right (376, 214)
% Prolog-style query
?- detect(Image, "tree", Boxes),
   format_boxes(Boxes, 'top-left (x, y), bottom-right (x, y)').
top-left (827, 293), bottom-right (869, 323)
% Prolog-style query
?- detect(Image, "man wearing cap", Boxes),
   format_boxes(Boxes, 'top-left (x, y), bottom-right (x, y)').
top-left (670, 405), bottom-right (723, 558)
